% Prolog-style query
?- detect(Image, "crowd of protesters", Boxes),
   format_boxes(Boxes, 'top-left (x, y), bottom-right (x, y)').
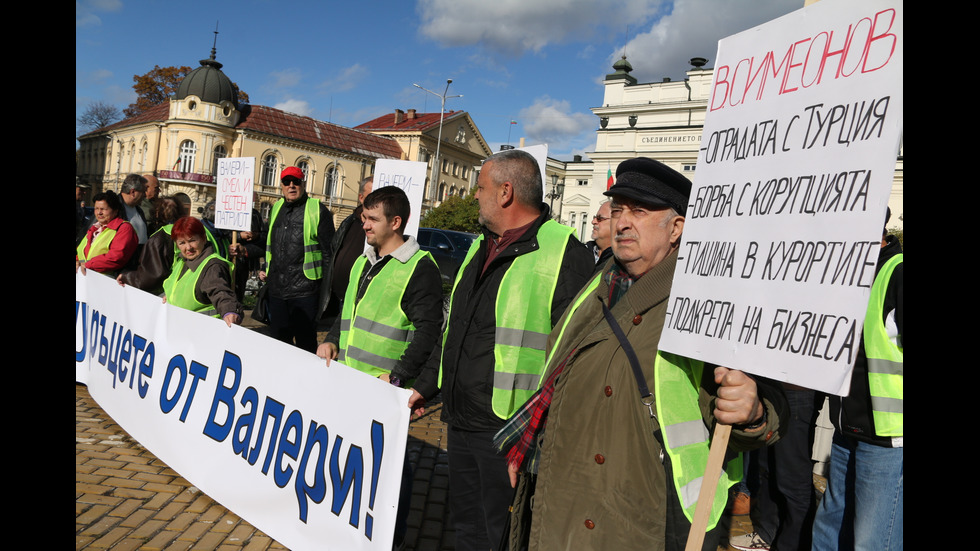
top-left (76, 157), bottom-right (902, 551)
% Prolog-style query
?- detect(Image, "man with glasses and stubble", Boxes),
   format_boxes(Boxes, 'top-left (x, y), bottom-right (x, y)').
top-left (585, 200), bottom-right (614, 270)
top-left (259, 166), bottom-right (335, 352)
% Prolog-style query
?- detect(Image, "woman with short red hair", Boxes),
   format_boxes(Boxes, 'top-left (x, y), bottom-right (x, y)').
top-left (163, 216), bottom-right (242, 327)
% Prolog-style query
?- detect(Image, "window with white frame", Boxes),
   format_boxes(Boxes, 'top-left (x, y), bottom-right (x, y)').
top-left (324, 166), bottom-right (338, 197)
top-left (178, 140), bottom-right (197, 173)
top-left (212, 145), bottom-right (227, 175)
top-left (261, 155), bottom-right (279, 187)
top-left (298, 160), bottom-right (309, 181)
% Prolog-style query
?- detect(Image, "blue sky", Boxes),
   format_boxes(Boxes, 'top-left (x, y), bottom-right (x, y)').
top-left (76, 0), bottom-right (801, 160)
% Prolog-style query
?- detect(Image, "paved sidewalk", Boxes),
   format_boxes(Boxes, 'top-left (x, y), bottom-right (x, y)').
top-left (76, 383), bottom-right (454, 551)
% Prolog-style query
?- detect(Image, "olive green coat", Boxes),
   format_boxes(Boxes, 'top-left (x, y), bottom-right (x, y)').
top-left (517, 251), bottom-right (782, 551)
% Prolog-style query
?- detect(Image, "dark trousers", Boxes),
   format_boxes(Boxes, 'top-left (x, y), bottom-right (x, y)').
top-left (267, 294), bottom-right (319, 353)
top-left (751, 387), bottom-right (818, 551)
top-left (447, 427), bottom-right (514, 551)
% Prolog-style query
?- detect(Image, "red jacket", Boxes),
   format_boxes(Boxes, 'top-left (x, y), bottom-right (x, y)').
top-left (78, 217), bottom-right (138, 273)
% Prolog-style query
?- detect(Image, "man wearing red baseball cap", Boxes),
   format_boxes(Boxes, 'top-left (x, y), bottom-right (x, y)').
top-left (259, 166), bottom-right (335, 352)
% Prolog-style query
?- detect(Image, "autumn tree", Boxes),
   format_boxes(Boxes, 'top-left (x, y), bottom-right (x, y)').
top-left (419, 190), bottom-right (481, 233)
top-left (77, 101), bottom-right (122, 132)
top-left (123, 65), bottom-right (250, 118)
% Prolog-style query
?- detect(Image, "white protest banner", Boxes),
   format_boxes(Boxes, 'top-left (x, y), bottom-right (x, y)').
top-left (76, 271), bottom-right (411, 550)
top-left (659, 0), bottom-right (903, 395)
top-left (373, 159), bottom-right (427, 238)
top-left (215, 157), bottom-right (256, 232)
top-left (517, 144), bottom-right (549, 199)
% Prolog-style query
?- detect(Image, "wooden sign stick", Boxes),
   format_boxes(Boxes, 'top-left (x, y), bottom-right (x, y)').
top-left (684, 423), bottom-right (732, 551)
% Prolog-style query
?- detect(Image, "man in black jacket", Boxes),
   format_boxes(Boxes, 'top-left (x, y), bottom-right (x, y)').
top-left (259, 166), bottom-right (335, 353)
top-left (319, 176), bottom-right (373, 324)
top-left (409, 149), bottom-right (594, 551)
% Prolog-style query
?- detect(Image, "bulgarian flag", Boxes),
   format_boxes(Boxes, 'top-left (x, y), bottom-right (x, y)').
top-left (606, 165), bottom-right (614, 190)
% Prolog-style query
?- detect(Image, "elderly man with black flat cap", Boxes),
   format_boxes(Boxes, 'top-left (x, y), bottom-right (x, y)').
top-left (496, 157), bottom-right (786, 551)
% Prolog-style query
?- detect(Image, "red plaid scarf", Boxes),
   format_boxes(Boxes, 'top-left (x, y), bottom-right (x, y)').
top-left (493, 348), bottom-right (576, 474)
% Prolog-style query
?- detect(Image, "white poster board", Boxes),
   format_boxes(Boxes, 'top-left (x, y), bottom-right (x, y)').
top-left (659, 0), bottom-right (903, 395)
top-left (373, 159), bottom-right (427, 239)
top-left (214, 157), bottom-right (256, 232)
top-left (518, 144), bottom-right (549, 200)
top-left (76, 271), bottom-right (411, 550)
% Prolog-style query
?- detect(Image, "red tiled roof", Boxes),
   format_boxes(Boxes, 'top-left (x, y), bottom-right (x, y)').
top-left (355, 110), bottom-right (465, 132)
top-left (79, 102), bottom-right (404, 161)
top-left (238, 105), bottom-right (403, 159)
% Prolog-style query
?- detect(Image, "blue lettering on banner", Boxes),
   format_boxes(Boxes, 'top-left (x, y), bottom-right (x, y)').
top-left (201, 357), bottom-right (389, 539)
top-left (76, 312), bottom-right (396, 542)
top-left (76, 301), bottom-right (154, 398)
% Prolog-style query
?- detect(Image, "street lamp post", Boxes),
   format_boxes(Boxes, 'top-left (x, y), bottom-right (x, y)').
top-left (547, 174), bottom-right (565, 221)
top-left (414, 79), bottom-right (462, 203)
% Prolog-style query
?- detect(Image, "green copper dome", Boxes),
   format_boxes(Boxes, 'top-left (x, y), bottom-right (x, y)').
top-left (176, 49), bottom-right (237, 107)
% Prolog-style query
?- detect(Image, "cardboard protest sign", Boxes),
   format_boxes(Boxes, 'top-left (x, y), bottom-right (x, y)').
top-left (76, 271), bottom-right (411, 551)
top-left (214, 157), bottom-right (256, 232)
top-left (373, 159), bottom-right (427, 239)
top-left (517, 144), bottom-right (549, 199)
top-left (659, 0), bottom-right (903, 396)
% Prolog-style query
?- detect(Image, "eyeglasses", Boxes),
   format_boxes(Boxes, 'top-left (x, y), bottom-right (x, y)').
top-left (592, 214), bottom-right (610, 222)
top-left (281, 179), bottom-right (304, 187)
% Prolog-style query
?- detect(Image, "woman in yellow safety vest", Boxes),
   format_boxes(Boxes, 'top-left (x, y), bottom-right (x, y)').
top-left (162, 216), bottom-right (242, 327)
top-left (76, 190), bottom-right (138, 275)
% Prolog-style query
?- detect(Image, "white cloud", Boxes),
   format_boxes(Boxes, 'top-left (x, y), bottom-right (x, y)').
top-left (418, 0), bottom-right (663, 57)
top-left (518, 96), bottom-right (595, 151)
top-left (607, 0), bottom-right (800, 82)
top-left (333, 64), bottom-right (369, 93)
top-left (76, 0), bottom-right (122, 27)
top-left (274, 99), bottom-right (313, 117)
top-left (269, 68), bottom-right (303, 90)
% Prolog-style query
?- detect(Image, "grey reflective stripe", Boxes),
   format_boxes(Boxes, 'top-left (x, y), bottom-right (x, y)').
top-left (678, 476), bottom-right (704, 509)
top-left (663, 419), bottom-right (709, 449)
top-left (495, 327), bottom-right (548, 351)
top-left (340, 319), bottom-right (352, 332)
top-left (870, 395), bottom-right (903, 414)
top-left (303, 244), bottom-right (321, 253)
top-left (677, 469), bottom-right (730, 509)
top-left (493, 371), bottom-right (542, 391)
top-left (200, 308), bottom-right (219, 317)
top-left (353, 316), bottom-right (415, 342)
top-left (346, 346), bottom-right (399, 371)
top-left (338, 349), bottom-right (346, 361)
top-left (867, 358), bottom-right (903, 377)
top-left (303, 259), bottom-right (324, 272)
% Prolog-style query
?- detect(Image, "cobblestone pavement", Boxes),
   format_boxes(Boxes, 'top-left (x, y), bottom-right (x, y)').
top-left (76, 314), bottom-right (820, 550)
top-left (76, 383), bottom-right (454, 551)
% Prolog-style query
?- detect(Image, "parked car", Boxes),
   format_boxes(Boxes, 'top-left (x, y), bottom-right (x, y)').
top-left (417, 227), bottom-right (478, 284)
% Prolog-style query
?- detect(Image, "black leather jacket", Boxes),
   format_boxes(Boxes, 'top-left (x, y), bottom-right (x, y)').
top-left (267, 195), bottom-right (335, 303)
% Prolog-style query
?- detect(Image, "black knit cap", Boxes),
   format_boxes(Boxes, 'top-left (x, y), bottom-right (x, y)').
top-left (604, 157), bottom-right (692, 216)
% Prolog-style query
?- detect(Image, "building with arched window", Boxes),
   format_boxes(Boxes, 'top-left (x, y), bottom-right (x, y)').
top-left (76, 49), bottom-right (404, 226)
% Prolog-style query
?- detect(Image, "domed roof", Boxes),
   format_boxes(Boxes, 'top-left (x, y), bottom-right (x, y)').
top-left (176, 48), bottom-right (238, 107)
top-left (612, 55), bottom-right (633, 74)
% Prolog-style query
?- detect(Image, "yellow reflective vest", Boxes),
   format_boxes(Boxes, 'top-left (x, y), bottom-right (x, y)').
top-left (266, 198), bottom-right (323, 280)
top-left (339, 250), bottom-right (433, 378)
top-left (864, 253), bottom-right (903, 437)
top-left (440, 220), bottom-right (576, 419)
top-left (163, 252), bottom-right (232, 317)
